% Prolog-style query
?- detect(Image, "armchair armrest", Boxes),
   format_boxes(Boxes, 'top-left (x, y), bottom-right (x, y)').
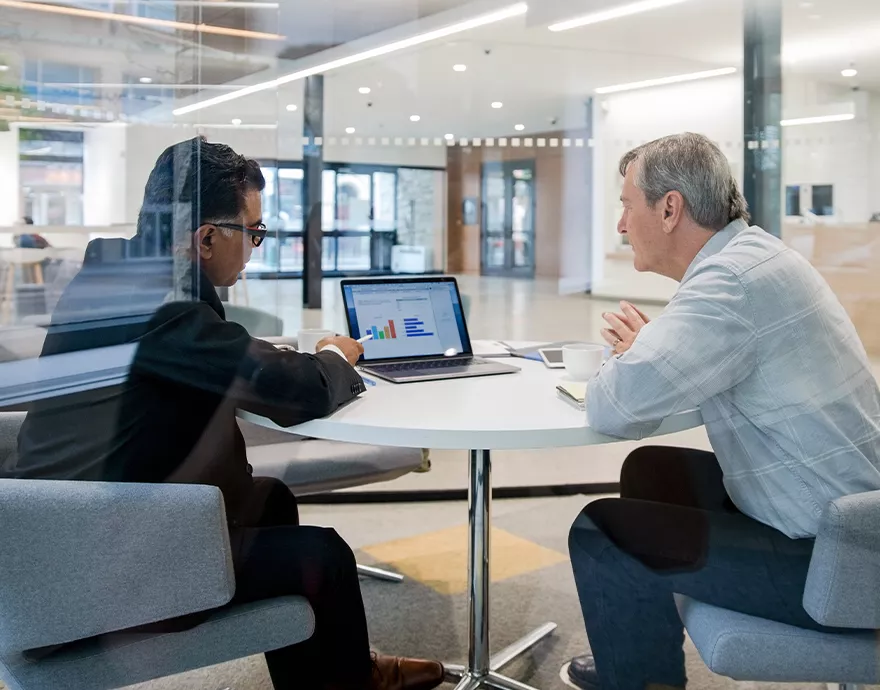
top-left (0, 479), bottom-right (235, 653)
top-left (803, 489), bottom-right (880, 628)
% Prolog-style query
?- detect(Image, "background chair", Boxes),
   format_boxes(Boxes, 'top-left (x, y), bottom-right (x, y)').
top-left (0, 478), bottom-right (314, 690)
top-left (223, 303), bottom-right (284, 338)
top-left (678, 489), bottom-right (880, 690)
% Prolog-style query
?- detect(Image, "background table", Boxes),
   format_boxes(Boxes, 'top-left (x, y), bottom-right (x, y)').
top-left (241, 346), bottom-right (703, 690)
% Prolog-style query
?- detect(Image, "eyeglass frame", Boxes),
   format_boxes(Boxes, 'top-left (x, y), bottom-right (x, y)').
top-left (210, 222), bottom-right (268, 247)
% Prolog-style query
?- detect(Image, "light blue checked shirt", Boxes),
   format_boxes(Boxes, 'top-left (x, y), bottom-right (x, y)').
top-left (587, 219), bottom-right (880, 538)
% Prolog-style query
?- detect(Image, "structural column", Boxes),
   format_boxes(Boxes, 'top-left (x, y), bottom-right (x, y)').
top-left (743, 0), bottom-right (783, 237)
top-left (302, 75), bottom-right (324, 309)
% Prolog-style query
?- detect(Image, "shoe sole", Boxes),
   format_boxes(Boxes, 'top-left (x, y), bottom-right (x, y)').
top-left (559, 662), bottom-right (581, 689)
top-left (559, 661), bottom-right (600, 690)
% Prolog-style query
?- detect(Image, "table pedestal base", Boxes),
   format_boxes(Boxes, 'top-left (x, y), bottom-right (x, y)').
top-left (444, 450), bottom-right (556, 690)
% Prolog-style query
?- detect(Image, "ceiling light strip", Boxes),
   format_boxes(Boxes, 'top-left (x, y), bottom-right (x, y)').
top-left (595, 67), bottom-right (737, 94)
top-left (32, 82), bottom-right (243, 90)
top-left (549, 0), bottom-right (689, 31)
top-left (173, 1), bottom-right (528, 116)
top-left (75, 0), bottom-right (279, 7)
top-left (0, 0), bottom-right (285, 40)
top-left (780, 114), bottom-right (855, 126)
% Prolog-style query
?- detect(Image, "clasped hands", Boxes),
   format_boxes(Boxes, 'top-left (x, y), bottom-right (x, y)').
top-left (600, 301), bottom-right (650, 356)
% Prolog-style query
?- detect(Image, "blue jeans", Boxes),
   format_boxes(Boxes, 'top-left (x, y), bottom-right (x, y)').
top-left (569, 446), bottom-right (831, 690)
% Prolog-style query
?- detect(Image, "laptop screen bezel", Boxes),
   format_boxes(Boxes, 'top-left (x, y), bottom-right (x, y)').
top-left (340, 276), bottom-right (474, 363)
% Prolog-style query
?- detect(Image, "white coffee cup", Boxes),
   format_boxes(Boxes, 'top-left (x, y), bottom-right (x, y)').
top-left (562, 343), bottom-right (605, 381)
top-left (297, 328), bottom-right (335, 354)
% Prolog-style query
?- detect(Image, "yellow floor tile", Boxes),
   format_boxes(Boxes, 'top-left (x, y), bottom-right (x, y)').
top-left (361, 525), bottom-right (568, 595)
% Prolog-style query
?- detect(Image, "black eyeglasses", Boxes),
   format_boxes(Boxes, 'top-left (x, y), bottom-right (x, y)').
top-left (212, 222), bottom-right (268, 247)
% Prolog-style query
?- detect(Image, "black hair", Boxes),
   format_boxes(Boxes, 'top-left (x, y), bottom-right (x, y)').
top-left (135, 136), bottom-right (265, 254)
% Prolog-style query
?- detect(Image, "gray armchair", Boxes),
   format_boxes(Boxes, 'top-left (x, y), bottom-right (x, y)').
top-left (678, 489), bottom-right (880, 689)
top-left (224, 304), bottom-right (284, 338)
top-left (0, 479), bottom-right (314, 690)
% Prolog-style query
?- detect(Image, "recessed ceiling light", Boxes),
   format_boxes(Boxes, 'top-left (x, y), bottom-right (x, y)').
top-left (345, 127), bottom-right (356, 134)
top-left (841, 67), bottom-right (858, 77)
top-left (231, 118), bottom-right (242, 125)
top-left (808, 13), bottom-right (821, 19)
top-left (491, 101), bottom-right (503, 109)
top-left (798, 1), bottom-right (813, 7)
top-left (285, 103), bottom-right (298, 112)
top-left (445, 133), bottom-right (454, 140)
top-left (453, 64), bottom-right (467, 72)
top-left (515, 124), bottom-right (525, 131)
top-left (358, 86), bottom-right (371, 94)
top-left (410, 115), bottom-right (421, 122)
top-left (0, 65), bottom-right (9, 72)
top-left (139, 76), bottom-right (153, 84)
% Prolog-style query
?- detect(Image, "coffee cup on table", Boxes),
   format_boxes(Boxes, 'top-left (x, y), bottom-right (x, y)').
top-left (297, 329), bottom-right (335, 354)
top-left (562, 343), bottom-right (605, 381)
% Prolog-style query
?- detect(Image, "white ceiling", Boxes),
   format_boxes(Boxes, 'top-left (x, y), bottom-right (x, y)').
top-left (164, 0), bottom-right (880, 137)
top-left (3, 0), bottom-right (879, 136)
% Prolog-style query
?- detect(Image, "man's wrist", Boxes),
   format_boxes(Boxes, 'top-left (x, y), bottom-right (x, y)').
top-left (318, 344), bottom-right (347, 360)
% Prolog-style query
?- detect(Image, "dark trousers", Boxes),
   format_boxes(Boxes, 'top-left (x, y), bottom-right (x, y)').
top-left (569, 446), bottom-right (835, 690)
top-left (229, 477), bottom-right (372, 690)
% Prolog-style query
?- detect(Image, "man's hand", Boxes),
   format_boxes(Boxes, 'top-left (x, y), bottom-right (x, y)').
top-left (601, 301), bottom-right (650, 356)
top-left (316, 336), bottom-right (364, 366)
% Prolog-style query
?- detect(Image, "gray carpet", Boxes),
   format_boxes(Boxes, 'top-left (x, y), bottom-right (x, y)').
top-left (4, 496), bottom-right (860, 690)
top-left (127, 496), bottom-right (842, 690)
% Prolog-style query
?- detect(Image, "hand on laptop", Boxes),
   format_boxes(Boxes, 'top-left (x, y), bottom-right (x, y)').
top-left (601, 301), bottom-right (650, 356)
top-left (317, 336), bottom-right (365, 366)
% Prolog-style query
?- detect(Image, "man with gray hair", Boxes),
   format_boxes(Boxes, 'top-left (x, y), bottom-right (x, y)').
top-left (565, 133), bottom-right (880, 690)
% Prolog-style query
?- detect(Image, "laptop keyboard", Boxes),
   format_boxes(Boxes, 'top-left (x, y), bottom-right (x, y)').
top-left (369, 358), bottom-right (486, 373)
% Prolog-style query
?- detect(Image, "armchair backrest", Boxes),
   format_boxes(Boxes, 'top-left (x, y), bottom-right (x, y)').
top-left (803, 489), bottom-right (880, 628)
top-left (0, 479), bottom-right (235, 653)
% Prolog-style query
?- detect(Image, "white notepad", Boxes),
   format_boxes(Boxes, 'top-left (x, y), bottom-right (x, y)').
top-left (556, 381), bottom-right (587, 411)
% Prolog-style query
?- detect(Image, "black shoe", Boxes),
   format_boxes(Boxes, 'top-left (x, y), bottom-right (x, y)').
top-left (566, 654), bottom-right (600, 690)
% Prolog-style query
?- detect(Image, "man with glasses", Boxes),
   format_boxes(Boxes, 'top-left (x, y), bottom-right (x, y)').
top-left (10, 137), bottom-right (445, 690)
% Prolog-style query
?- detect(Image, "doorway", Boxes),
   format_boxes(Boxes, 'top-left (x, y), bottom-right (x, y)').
top-left (481, 160), bottom-right (536, 277)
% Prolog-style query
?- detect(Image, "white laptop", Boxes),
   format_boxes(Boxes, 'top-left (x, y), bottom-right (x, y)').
top-left (340, 277), bottom-right (520, 384)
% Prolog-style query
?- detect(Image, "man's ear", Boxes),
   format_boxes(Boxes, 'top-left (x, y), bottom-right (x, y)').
top-left (193, 224), bottom-right (215, 260)
top-left (661, 191), bottom-right (685, 235)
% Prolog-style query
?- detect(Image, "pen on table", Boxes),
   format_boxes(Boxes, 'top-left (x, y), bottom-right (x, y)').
top-left (360, 375), bottom-right (377, 387)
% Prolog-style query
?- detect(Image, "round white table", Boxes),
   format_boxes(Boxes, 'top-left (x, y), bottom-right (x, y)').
top-left (241, 346), bottom-right (703, 690)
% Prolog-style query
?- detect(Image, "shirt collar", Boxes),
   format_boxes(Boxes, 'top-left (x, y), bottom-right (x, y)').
top-left (682, 218), bottom-right (750, 283)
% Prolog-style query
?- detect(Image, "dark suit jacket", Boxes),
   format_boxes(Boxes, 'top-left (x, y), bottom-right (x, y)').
top-left (10, 237), bottom-right (365, 526)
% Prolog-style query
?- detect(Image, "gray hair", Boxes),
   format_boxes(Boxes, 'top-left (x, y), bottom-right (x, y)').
top-left (619, 132), bottom-right (750, 231)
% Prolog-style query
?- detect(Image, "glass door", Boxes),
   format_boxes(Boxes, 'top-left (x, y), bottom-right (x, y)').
top-left (481, 160), bottom-right (536, 277)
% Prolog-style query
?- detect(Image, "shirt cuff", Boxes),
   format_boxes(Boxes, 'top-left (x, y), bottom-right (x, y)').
top-left (318, 344), bottom-right (347, 360)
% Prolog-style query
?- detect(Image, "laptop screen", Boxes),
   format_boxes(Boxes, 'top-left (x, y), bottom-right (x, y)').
top-left (342, 279), bottom-right (471, 362)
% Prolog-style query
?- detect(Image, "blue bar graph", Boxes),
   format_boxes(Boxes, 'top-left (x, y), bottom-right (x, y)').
top-left (403, 317), bottom-right (434, 338)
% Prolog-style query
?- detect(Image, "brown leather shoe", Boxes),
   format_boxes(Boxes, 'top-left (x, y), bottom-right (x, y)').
top-left (370, 653), bottom-right (444, 690)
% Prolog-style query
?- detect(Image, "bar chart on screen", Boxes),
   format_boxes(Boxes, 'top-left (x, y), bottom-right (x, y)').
top-left (368, 320), bottom-right (399, 340)
top-left (356, 291), bottom-right (445, 358)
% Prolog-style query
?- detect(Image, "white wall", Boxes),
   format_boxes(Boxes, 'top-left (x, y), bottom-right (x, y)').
top-left (0, 131), bottom-right (20, 227)
top-left (592, 74), bottom-right (744, 302)
top-left (591, 74), bottom-right (880, 304)
top-left (83, 125), bottom-right (127, 226)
